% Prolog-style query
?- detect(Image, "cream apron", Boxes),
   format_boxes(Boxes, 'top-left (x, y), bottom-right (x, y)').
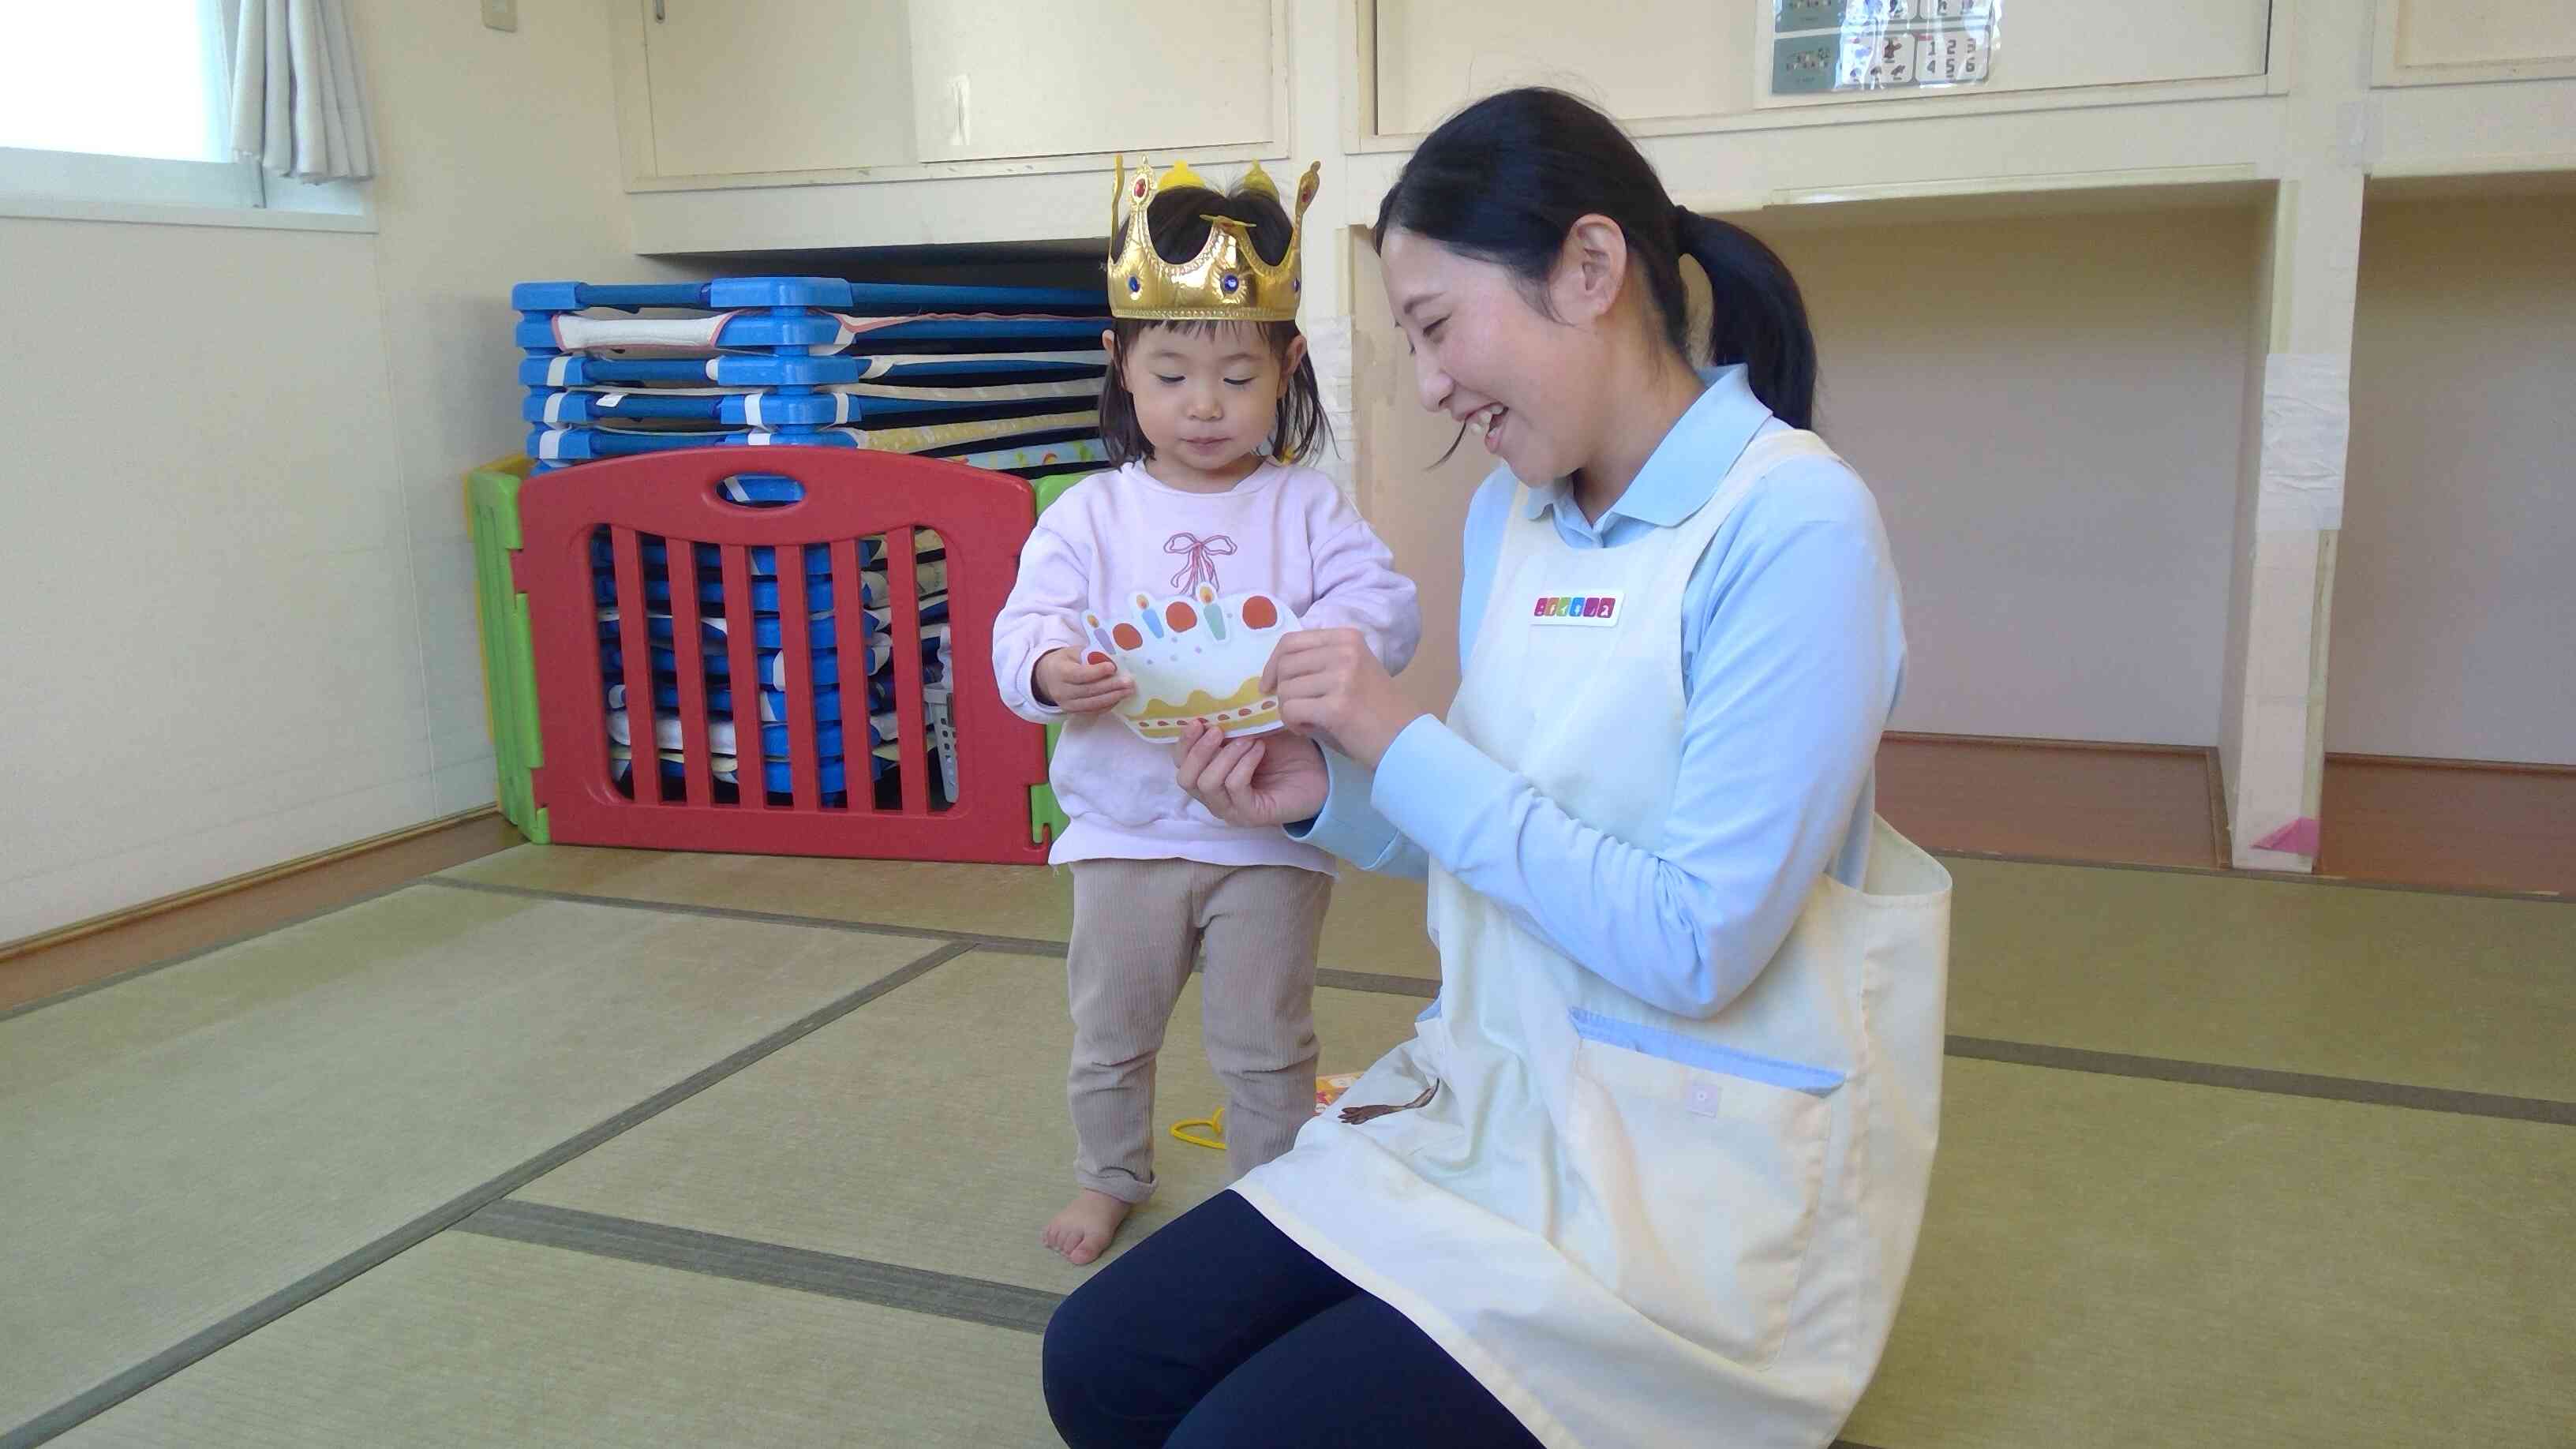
top-left (1235, 430), bottom-right (1953, 1448)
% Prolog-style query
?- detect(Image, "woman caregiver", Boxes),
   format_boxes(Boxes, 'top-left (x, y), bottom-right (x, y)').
top-left (1045, 87), bottom-right (1954, 1449)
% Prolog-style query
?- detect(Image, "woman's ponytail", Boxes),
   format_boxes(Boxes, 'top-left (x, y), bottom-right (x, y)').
top-left (1375, 88), bottom-right (1822, 431)
top-left (1672, 206), bottom-right (1818, 430)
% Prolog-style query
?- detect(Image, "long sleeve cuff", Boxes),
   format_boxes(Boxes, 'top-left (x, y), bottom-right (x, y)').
top-left (1285, 737), bottom-right (1415, 874)
top-left (1368, 716), bottom-right (1516, 871)
top-left (1003, 634), bottom-right (1085, 723)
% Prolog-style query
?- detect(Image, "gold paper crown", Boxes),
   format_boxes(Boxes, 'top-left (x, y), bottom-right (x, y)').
top-left (1107, 155), bottom-right (1320, 322)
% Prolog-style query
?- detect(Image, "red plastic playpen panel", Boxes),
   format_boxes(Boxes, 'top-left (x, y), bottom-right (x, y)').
top-left (515, 446), bottom-right (1049, 863)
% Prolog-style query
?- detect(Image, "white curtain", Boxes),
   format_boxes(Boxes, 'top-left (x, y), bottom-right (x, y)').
top-left (229, 0), bottom-right (375, 181)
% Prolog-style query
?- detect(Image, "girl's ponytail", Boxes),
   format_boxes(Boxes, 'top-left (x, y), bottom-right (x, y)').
top-left (1672, 206), bottom-right (1817, 430)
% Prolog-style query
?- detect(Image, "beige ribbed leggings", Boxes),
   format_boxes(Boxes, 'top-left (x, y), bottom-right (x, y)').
top-left (1065, 859), bottom-right (1332, 1203)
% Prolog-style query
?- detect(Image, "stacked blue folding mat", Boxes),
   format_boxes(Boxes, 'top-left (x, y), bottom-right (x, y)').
top-left (512, 275), bottom-right (1114, 477)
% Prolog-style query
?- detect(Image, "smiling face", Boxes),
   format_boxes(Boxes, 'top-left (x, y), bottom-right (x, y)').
top-left (1378, 225), bottom-right (1615, 488)
top-left (1107, 321), bottom-right (1308, 492)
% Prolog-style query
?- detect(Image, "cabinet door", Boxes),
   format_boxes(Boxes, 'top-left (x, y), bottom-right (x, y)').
top-left (1983, 0), bottom-right (2270, 92)
top-left (640, 0), bottom-right (915, 178)
top-left (2397, 0), bottom-right (2576, 67)
top-left (1376, 0), bottom-right (1741, 135)
top-left (908, 0), bottom-right (1275, 163)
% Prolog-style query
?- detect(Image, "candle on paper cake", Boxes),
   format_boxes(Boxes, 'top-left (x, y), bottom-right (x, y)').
top-left (1088, 584), bottom-right (1303, 743)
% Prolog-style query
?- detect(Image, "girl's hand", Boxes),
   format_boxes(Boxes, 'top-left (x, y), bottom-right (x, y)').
top-left (1264, 629), bottom-right (1417, 768)
top-left (1033, 649), bottom-right (1134, 714)
top-left (1175, 721), bottom-right (1329, 827)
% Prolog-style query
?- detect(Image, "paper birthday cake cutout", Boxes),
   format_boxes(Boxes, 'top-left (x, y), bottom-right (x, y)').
top-left (1088, 584), bottom-right (1301, 743)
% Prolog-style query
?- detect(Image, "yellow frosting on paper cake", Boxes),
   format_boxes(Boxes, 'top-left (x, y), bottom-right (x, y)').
top-left (1125, 674), bottom-right (1280, 741)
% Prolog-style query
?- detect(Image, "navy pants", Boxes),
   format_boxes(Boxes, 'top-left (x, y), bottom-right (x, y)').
top-left (1041, 1189), bottom-right (1545, 1448)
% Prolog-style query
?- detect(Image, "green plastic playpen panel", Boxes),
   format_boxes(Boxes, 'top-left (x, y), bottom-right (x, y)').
top-left (1027, 470), bottom-right (1088, 847)
top-left (467, 458), bottom-right (549, 843)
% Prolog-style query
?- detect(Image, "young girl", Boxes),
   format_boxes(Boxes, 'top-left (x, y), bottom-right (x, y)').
top-left (993, 157), bottom-right (1421, 1267)
top-left (1044, 90), bottom-right (1949, 1447)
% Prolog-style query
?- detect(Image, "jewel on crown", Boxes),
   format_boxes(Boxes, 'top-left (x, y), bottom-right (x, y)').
top-left (1106, 155), bottom-right (1321, 324)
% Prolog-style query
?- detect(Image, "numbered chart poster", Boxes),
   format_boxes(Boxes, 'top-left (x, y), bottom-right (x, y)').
top-left (1772, 0), bottom-right (1998, 95)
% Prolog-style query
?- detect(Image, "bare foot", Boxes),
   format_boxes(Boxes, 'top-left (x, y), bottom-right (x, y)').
top-left (1042, 1189), bottom-right (1134, 1266)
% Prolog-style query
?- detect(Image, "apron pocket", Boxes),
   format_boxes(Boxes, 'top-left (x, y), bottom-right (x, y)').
top-left (1564, 1009), bottom-right (1840, 1366)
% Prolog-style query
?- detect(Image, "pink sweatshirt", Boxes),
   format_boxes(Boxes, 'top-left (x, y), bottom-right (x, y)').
top-left (994, 460), bottom-right (1421, 870)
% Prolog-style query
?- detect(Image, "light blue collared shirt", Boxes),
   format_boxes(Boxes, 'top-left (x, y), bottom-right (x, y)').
top-left (1290, 366), bottom-right (1905, 1018)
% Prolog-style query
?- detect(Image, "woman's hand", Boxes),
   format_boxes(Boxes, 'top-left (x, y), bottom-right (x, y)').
top-left (1265, 629), bottom-right (1418, 768)
top-left (1175, 721), bottom-right (1330, 827)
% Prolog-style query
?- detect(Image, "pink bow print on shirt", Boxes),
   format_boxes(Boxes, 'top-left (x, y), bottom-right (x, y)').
top-left (1164, 531), bottom-right (1237, 592)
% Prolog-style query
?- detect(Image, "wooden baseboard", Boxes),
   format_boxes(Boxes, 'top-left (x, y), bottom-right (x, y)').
top-left (1884, 729), bottom-right (2207, 758)
top-left (0, 807), bottom-right (505, 964)
top-left (1875, 732), bottom-right (2222, 870)
top-left (2319, 754), bottom-right (2574, 897)
top-left (2325, 751), bottom-right (2576, 777)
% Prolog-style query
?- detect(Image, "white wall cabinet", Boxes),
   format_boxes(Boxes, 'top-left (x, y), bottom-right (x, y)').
top-left (1368, 0), bottom-right (2274, 138)
top-left (616, 1), bottom-right (2293, 206)
top-left (2378, 0), bottom-right (2576, 86)
top-left (635, 1), bottom-right (916, 178)
top-left (617, 0), bottom-right (1284, 185)
top-left (1372, 0), bottom-right (1744, 135)
top-left (908, 0), bottom-right (1275, 164)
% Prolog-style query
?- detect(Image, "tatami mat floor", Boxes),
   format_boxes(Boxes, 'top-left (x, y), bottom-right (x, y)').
top-left (4, 844), bottom-right (2568, 1447)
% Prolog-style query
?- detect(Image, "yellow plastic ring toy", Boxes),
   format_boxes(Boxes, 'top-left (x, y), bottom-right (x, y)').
top-left (1169, 1106), bottom-right (1226, 1151)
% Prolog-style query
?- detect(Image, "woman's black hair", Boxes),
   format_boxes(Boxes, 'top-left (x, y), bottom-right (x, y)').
top-left (1371, 87), bottom-right (1817, 430)
top-left (1100, 182), bottom-right (1330, 466)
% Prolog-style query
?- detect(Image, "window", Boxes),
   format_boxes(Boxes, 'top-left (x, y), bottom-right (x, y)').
top-left (1, 0), bottom-right (234, 164)
top-left (0, 0), bottom-right (360, 221)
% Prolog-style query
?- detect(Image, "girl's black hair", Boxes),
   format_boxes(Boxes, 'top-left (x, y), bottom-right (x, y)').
top-left (1100, 182), bottom-right (1330, 467)
top-left (1371, 87), bottom-right (1818, 430)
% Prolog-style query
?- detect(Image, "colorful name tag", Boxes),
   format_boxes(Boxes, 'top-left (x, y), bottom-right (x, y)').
top-left (1530, 591), bottom-right (1623, 627)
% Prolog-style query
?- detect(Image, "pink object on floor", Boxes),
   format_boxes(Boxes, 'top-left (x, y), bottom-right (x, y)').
top-left (2253, 816), bottom-right (2322, 855)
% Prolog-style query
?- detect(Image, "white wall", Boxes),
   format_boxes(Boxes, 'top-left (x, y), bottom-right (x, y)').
top-left (0, 0), bottom-right (676, 942)
top-left (2327, 193), bottom-right (2576, 766)
top-left (1790, 203), bottom-right (2261, 746)
top-left (0, 223), bottom-right (418, 942)
top-left (361, 0), bottom-right (695, 826)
